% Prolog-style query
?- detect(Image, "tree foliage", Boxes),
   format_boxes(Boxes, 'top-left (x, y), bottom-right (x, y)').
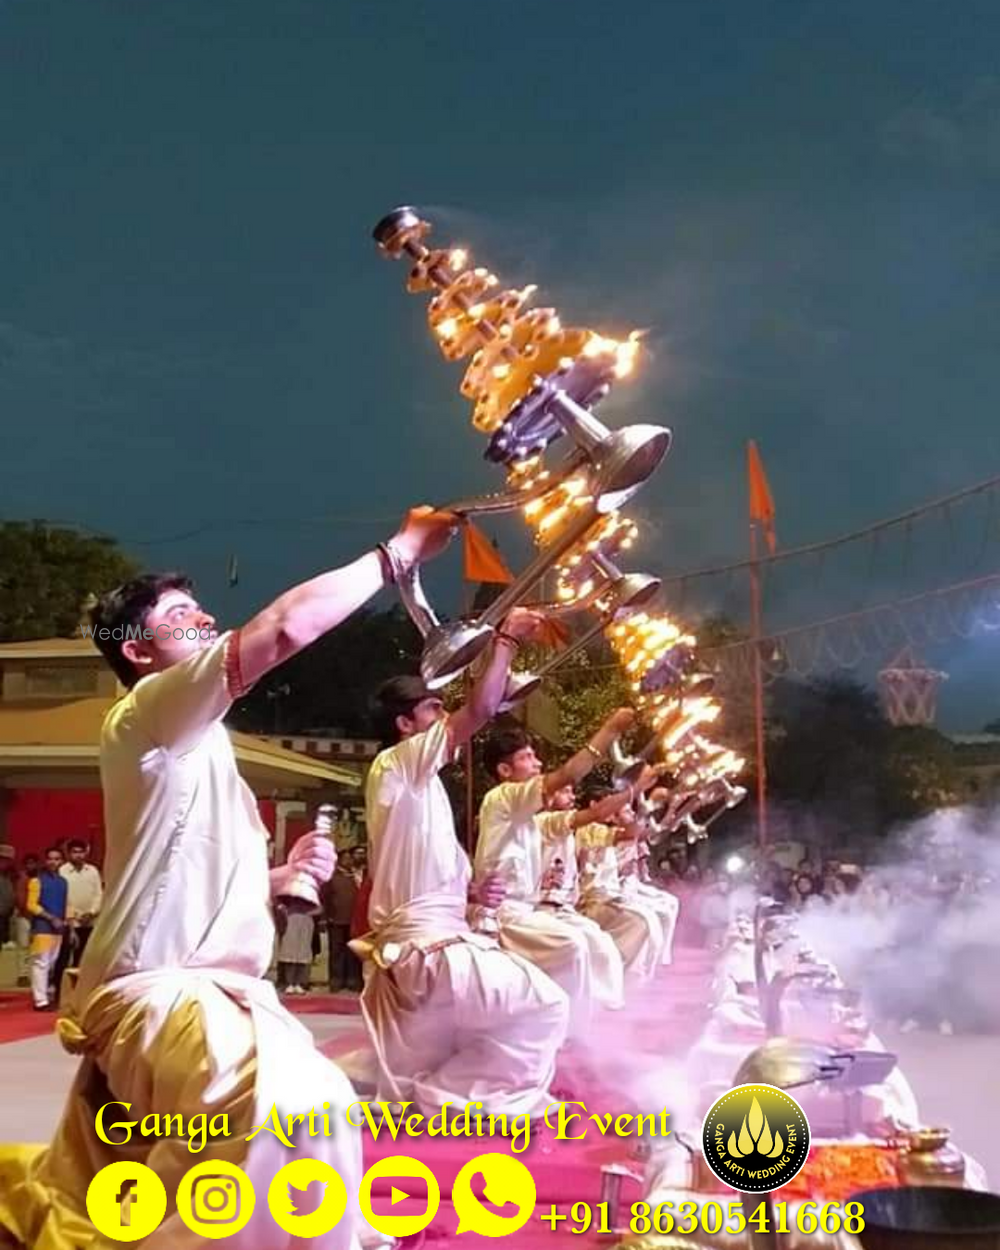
top-left (229, 605), bottom-right (422, 737)
top-left (882, 725), bottom-right (965, 819)
top-left (696, 614), bottom-right (757, 764)
top-left (548, 649), bottom-right (629, 754)
top-left (765, 675), bottom-right (891, 827)
top-left (535, 632), bottom-right (968, 843)
top-left (764, 675), bottom-right (966, 839)
top-left (0, 522), bottom-right (138, 641)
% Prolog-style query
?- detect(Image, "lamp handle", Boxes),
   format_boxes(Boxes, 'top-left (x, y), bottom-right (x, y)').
top-left (396, 565), bottom-right (439, 640)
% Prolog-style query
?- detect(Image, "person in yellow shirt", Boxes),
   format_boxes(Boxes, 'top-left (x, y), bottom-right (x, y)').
top-left (0, 505), bottom-right (454, 1250)
top-left (25, 847), bottom-right (69, 1011)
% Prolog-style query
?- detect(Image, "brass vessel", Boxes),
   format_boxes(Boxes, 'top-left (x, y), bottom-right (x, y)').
top-left (899, 1127), bottom-right (966, 1188)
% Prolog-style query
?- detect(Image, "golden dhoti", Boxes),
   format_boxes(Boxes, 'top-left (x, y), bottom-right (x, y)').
top-left (577, 894), bottom-right (665, 981)
top-left (496, 900), bottom-right (625, 1026)
top-left (352, 894), bottom-right (568, 1119)
top-left (0, 968), bottom-right (365, 1250)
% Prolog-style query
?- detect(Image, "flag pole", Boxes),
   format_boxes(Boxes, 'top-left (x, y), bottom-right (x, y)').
top-left (460, 522), bottom-right (516, 854)
top-left (463, 579), bottom-right (476, 854)
top-left (749, 505), bottom-right (768, 851)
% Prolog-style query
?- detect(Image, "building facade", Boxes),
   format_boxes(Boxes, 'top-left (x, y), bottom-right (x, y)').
top-left (0, 639), bottom-right (361, 865)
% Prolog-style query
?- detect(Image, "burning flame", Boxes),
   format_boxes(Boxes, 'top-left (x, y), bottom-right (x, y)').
top-left (521, 474), bottom-right (595, 538)
top-left (582, 329), bottom-right (643, 378)
top-left (378, 211), bottom-right (744, 838)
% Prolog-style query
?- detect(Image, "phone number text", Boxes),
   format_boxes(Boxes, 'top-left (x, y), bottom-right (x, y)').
top-left (540, 1199), bottom-right (866, 1236)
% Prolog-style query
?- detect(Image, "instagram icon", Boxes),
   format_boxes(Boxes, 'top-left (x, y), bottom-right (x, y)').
top-left (177, 1161), bottom-right (254, 1238)
top-left (193, 1175), bottom-right (241, 1223)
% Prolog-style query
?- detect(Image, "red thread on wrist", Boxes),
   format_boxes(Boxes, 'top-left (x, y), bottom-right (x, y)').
top-left (224, 630), bottom-right (249, 700)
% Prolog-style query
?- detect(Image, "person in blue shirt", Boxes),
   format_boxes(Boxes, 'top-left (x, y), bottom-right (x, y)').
top-left (26, 846), bottom-right (69, 1010)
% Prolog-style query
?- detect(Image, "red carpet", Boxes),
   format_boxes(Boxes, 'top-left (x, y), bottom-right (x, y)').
top-left (0, 991), bottom-right (58, 1043)
top-left (0, 945), bottom-right (715, 1247)
top-left (279, 991), bottom-right (363, 1016)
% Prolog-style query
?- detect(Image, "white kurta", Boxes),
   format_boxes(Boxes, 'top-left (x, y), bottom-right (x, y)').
top-left (576, 823), bottom-right (665, 982)
top-left (75, 634), bottom-right (276, 1002)
top-left (1, 634), bottom-right (368, 1250)
top-left (614, 839), bottom-right (681, 965)
top-left (60, 862), bottom-right (103, 920)
top-left (476, 781), bottom-right (625, 1023)
top-left (359, 720), bottom-right (568, 1117)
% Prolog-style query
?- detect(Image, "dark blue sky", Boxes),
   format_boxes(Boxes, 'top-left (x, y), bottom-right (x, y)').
top-left (2, 0), bottom-right (999, 728)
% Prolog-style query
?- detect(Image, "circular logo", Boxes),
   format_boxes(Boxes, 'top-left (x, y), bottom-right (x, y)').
top-left (176, 1161), bottom-right (255, 1239)
top-left (701, 1084), bottom-right (810, 1192)
top-left (86, 1162), bottom-right (168, 1242)
top-left (267, 1159), bottom-right (348, 1238)
top-left (358, 1155), bottom-right (442, 1237)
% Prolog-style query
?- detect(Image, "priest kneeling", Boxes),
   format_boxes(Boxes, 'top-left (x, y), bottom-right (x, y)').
top-left (0, 507), bottom-right (453, 1250)
top-left (355, 611), bottom-right (569, 1121)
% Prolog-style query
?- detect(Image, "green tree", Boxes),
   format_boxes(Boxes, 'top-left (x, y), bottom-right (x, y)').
top-left (698, 614), bottom-right (748, 649)
top-left (548, 648), bottom-right (629, 754)
top-left (695, 613), bottom-right (757, 766)
top-left (229, 605), bottom-right (422, 736)
top-left (766, 675), bottom-right (889, 812)
top-left (883, 725), bottom-right (964, 820)
top-left (762, 675), bottom-right (965, 845)
top-left (0, 521), bottom-right (138, 641)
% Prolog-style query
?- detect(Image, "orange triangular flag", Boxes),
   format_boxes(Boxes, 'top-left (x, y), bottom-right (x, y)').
top-left (463, 521), bottom-right (515, 584)
top-left (747, 441), bottom-right (777, 554)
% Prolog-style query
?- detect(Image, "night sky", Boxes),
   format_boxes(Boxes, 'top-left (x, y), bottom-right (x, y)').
top-left (2, 1), bottom-right (999, 728)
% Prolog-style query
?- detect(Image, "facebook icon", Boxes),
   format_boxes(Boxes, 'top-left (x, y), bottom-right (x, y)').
top-left (86, 1161), bottom-right (167, 1239)
top-left (116, 1178), bottom-right (138, 1227)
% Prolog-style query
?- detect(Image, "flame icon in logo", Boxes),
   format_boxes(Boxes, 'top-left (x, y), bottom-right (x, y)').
top-left (727, 1096), bottom-right (784, 1159)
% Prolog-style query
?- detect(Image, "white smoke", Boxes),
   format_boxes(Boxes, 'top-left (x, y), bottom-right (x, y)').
top-left (792, 804), bottom-right (1000, 1032)
top-left (538, 804), bottom-right (998, 1160)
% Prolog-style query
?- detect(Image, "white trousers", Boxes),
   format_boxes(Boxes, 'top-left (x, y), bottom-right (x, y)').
top-left (361, 937), bottom-right (569, 1118)
top-left (497, 904), bottom-right (625, 1027)
top-left (30, 937), bottom-right (61, 1007)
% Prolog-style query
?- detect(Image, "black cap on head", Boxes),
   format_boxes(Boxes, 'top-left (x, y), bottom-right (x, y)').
top-left (373, 675), bottom-right (435, 745)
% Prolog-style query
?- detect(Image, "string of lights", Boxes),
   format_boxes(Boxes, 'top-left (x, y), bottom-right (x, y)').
top-left (658, 470), bottom-right (1000, 588)
top-left (577, 568), bottom-right (1000, 686)
top-left (704, 569), bottom-right (1000, 687)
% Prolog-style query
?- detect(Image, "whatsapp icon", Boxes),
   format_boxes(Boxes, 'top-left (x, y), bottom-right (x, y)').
top-left (452, 1154), bottom-right (536, 1237)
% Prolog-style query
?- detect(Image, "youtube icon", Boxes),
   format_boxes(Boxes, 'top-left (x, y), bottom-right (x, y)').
top-left (358, 1157), bottom-right (441, 1237)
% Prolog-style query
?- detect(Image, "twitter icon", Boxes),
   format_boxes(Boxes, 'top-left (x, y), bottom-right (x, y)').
top-left (287, 1176), bottom-right (326, 1218)
top-left (267, 1160), bottom-right (347, 1238)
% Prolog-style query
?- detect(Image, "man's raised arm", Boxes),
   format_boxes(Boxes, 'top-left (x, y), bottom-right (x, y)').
top-left (541, 706), bottom-right (636, 800)
top-left (569, 767), bottom-right (660, 830)
top-left (446, 608), bottom-right (545, 749)
top-left (237, 507), bottom-right (455, 691)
